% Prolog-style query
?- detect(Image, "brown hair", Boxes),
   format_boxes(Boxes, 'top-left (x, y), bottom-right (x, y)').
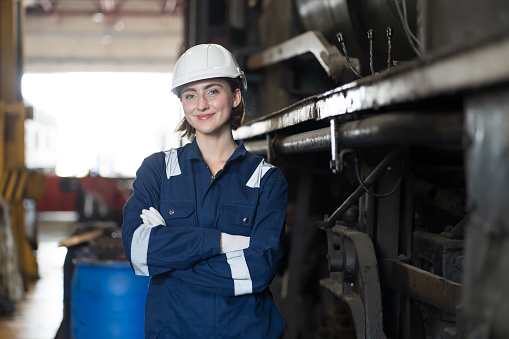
top-left (175, 78), bottom-right (245, 140)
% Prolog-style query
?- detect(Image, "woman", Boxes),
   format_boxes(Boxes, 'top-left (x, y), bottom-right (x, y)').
top-left (122, 44), bottom-right (288, 338)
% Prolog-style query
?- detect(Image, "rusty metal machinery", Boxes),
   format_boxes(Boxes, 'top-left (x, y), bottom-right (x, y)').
top-left (183, 0), bottom-right (509, 337)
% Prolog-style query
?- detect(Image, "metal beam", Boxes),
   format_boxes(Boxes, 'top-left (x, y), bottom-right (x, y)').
top-left (236, 35), bottom-right (509, 140)
top-left (379, 259), bottom-right (462, 314)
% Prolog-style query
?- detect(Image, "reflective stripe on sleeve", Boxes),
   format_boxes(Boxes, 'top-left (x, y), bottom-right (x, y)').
top-left (226, 250), bottom-right (253, 295)
top-left (131, 223), bottom-right (156, 276)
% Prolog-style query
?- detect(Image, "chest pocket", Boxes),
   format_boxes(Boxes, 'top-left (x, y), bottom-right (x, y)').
top-left (160, 200), bottom-right (195, 227)
top-left (220, 203), bottom-right (255, 236)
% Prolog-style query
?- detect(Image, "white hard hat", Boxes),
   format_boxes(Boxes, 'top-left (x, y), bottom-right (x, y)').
top-left (171, 44), bottom-right (247, 95)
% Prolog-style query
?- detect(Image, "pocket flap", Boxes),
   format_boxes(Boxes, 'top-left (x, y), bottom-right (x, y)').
top-left (223, 203), bottom-right (255, 227)
top-left (160, 200), bottom-right (194, 219)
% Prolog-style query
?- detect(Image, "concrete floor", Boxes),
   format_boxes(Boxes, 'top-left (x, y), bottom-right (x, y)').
top-left (0, 215), bottom-right (73, 339)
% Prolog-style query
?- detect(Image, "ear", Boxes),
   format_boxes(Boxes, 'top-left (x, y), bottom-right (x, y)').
top-left (232, 88), bottom-right (242, 108)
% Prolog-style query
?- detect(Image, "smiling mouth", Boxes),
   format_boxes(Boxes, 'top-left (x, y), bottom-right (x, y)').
top-left (196, 114), bottom-right (214, 120)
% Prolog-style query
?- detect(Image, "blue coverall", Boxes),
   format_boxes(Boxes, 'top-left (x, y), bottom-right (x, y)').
top-left (122, 138), bottom-right (288, 338)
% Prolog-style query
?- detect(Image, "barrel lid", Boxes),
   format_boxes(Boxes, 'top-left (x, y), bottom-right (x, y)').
top-left (74, 257), bottom-right (131, 269)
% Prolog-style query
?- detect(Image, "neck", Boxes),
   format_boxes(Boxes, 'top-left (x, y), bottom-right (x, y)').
top-left (195, 131), bottom-right (238, 165)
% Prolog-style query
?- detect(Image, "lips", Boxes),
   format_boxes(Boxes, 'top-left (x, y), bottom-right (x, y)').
top-left (196, 113), bottom-right (214, 120)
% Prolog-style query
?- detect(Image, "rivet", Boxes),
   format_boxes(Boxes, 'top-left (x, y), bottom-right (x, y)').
top-left (243, 217), bottom-right (249, 223)
top-left (169, 209), bottom-right (174, 215)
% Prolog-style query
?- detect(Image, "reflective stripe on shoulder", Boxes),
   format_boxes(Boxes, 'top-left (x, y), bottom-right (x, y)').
top-left (246, 159), bottom-right (274, 188)
top-left (164, 149), bottom-right (181, 179)
top-left (226, 250), bottom-right (253, 296)
top-left (131, 223), bottom-right (158, 276)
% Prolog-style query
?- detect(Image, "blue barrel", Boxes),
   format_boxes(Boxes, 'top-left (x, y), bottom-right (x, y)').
top-left (71, 259), bottom-right (150, 339)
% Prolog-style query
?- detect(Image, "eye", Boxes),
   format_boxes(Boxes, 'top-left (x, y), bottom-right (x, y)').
top-left (207, 88), bottom-right (220, 95)
top-left (184, 93), bottom-right (196, 100)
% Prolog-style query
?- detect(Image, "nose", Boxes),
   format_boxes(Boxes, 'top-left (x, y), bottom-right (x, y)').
top-left (197, 95), bottom-right (209, 111)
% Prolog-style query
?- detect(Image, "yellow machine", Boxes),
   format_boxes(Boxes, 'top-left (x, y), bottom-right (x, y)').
top-left (0, 0), bottom-right (42, 301)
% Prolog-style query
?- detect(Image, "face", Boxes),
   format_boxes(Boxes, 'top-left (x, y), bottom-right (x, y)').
top-left (180, 78), bottom-right (241, 138)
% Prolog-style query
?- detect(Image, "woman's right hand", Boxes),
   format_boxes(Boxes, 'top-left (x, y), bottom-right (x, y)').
top-left (140, 207), bottom-right (167, 227)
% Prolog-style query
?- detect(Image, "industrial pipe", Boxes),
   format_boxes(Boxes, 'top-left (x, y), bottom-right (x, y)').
top-left (243, 112), bottom-right (462, 155)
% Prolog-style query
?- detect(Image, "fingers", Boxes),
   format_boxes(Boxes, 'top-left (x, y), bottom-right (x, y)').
top-left (140, 207), bottom-right (167, 226)
top-left (142, 213), bottom-right (159, 226)
top-left (149, 207), bottom-right (164, 221)
top-left (148, 207), bottom-right (165, 225)
top-left (140, 214), bottom-right (149, 224)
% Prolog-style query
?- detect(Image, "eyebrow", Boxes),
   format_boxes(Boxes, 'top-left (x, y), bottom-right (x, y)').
top-left (181, 83), bottom-right (224, 94)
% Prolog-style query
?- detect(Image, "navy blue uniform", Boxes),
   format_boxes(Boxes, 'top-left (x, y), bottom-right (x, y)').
top-left (122, 138), bottom-right (287, 338)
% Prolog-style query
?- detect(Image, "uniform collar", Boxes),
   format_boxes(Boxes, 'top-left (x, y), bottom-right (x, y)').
top-left (187, 137), bottom-right (246, 163)
top-left (230, 140), bottom-right (247, 162)
top-left (187, 137), bottom-right (202, 160)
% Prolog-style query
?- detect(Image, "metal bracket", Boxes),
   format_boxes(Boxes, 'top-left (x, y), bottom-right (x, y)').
top-left (318, 149), bottom-right (402, 229)
top-left (329, 118), bottom-right (340, 173)
top-left (320, 225), bottom-right (387, 338)
top-left (329, 117), bottom-right (355, 174)
top-left (247, 30), bottom-right (359, 82)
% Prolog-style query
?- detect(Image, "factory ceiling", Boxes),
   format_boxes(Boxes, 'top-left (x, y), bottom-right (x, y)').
top-left (24, 0), bottom-right (183, 18)
top-left (23, 0), bottom-right (184, 72)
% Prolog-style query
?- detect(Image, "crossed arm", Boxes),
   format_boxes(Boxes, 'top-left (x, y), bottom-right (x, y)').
top-left (122, 154), bottom-right (288, 296)
top-left (140, 207), bottom-right (250, 254)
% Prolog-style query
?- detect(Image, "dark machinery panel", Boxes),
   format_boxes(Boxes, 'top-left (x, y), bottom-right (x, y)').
top-left (182, 1), bottom-right (509, 338)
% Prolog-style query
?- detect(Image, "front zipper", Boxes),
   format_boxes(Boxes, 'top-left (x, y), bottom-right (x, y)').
top-left (206, 165), bottom-right (221, 184)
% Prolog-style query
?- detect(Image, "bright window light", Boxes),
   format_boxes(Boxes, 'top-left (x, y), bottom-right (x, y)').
top-left (22, 72), bottom-right (183, 178)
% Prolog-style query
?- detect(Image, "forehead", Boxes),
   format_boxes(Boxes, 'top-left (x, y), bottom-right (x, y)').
top-left (181, 78), bottom-right (229, 92)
